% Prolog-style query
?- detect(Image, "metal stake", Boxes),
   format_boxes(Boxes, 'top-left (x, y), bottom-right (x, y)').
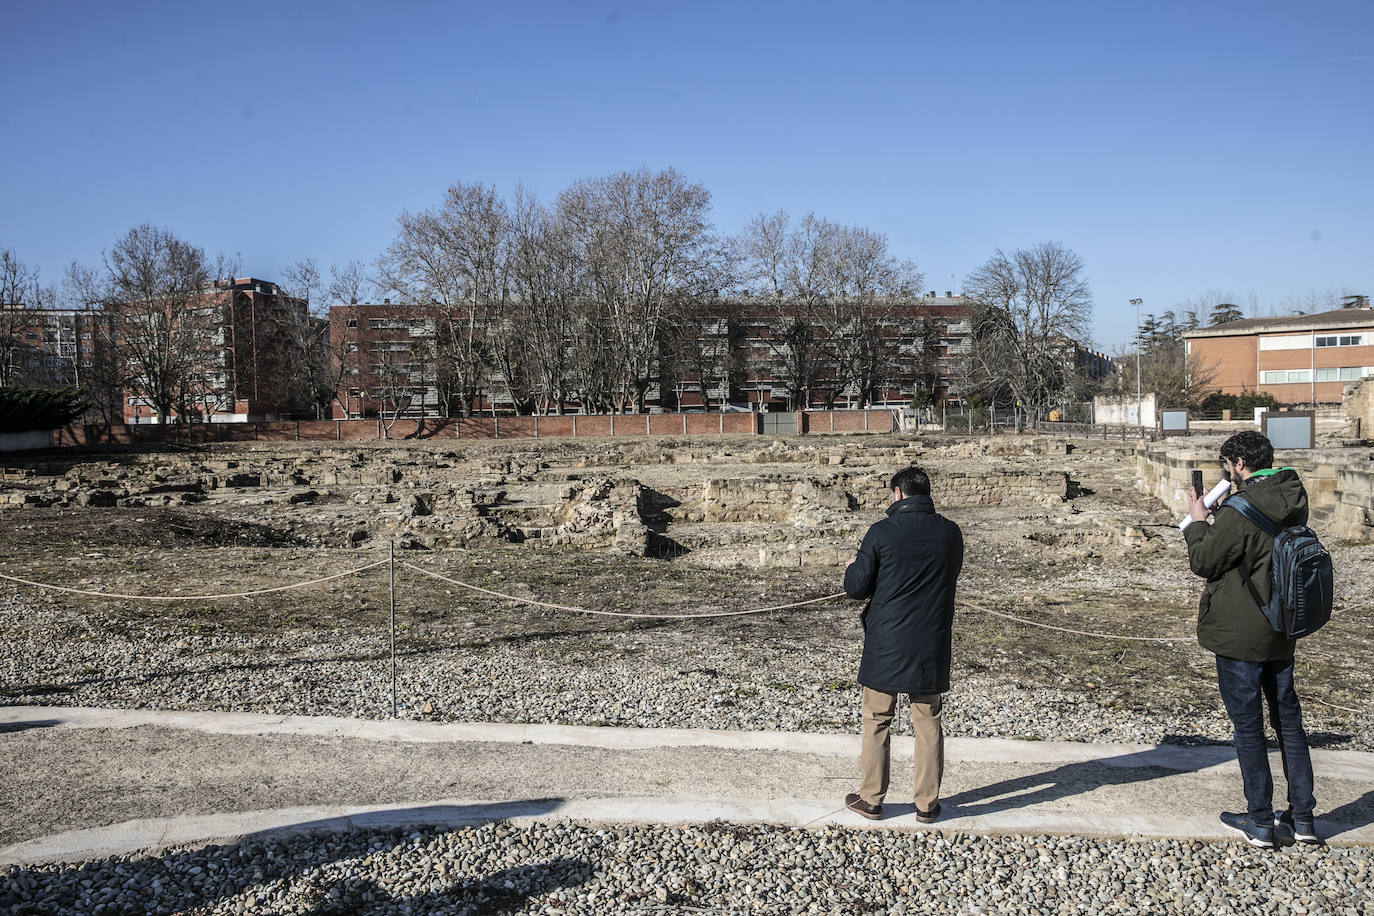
top-left (389, 540), bottom-right (397, 718)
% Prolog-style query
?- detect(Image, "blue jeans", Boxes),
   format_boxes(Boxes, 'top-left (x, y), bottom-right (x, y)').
top-left (1214, 655), bottom-right (1316, 824)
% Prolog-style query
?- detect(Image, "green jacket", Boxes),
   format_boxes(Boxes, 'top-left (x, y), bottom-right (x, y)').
top-left (1184, 468), bottom-right (1307, 662)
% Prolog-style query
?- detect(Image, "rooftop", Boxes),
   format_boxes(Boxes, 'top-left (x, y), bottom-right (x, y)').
top-left (1182, 303), bottom-right (1374, 338)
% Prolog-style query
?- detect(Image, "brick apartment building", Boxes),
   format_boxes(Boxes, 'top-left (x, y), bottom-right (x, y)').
top-left (714, 294), bottom-right (974, 410)
top-left (1182, 298), bottom-right (1374, 405)
top-left (328, 294), bottom-right (981, 417)
top-left (122, 277), bottom-right (308, 423)
top-left (327, 301), bottom-right (440, 419)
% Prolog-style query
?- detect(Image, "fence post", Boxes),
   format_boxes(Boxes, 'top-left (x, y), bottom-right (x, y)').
top-left (389, 540), bottom-right (397, 718)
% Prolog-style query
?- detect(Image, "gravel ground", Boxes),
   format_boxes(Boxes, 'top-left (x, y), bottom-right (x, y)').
top-left (0, 595), bottom-right (1264, 748)
top-left (3, 821), bottom-right (1370, 916)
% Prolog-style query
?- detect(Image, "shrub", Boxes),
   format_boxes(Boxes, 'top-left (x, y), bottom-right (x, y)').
top-left (0, 387), bottom-right (88, 433)
top-left (1197, 390), bottom-right (1281, 416)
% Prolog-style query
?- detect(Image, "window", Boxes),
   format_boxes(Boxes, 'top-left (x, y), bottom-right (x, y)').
top-left (1287, 370), bottom-right (1310, 383)
top-left (1340, 334), bottom-right (1363, 346)
top-left (346, 318), bottom-right (358, 328)
top-left (1259, 334), bottom-right (1311, 351)
top-left (1261, 371), bottom-right (1287, 384)
top-left (1314, 334), bottom-right (1364, 347)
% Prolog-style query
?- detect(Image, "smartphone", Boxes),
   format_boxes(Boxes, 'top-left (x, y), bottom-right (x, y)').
top-left (1192, 469), bottom-right (1204, 497)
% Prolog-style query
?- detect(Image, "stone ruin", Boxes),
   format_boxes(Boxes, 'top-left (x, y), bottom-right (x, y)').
top-left (0, 436), bottom-right (1184, 567)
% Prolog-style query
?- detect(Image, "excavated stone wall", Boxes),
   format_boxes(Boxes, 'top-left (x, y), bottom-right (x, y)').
top-left (1135, 443), bottom-right (1374, 542)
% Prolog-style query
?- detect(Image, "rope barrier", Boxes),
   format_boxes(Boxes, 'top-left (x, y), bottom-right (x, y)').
top-left (955, 597), bottom-right (1195, 644)
top-left (400, 561), bottom-right (846, 619)
top-left (1308, 695), bottom-right (1363, 715)
top-left (0, 557), bottom-right (1367, 642)
top-left (0, 560), bottom-right (389, 602)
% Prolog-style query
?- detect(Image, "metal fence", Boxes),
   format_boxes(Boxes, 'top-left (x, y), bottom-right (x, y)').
top-left (1036, 421), bottom-right (1163, 442)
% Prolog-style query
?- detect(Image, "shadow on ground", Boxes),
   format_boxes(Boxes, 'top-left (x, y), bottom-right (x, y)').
top-left (0, 800), bottom-right (580, 916)
top-left (943, 739), bottom-right (1230, 819)
top-left (0, 720), bottom-right (61, 735)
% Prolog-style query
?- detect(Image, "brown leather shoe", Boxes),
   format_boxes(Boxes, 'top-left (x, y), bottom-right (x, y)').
top-left (845, 793), bottom-right (883, 820)
top-left (914, 802), bottom-right (941, 824)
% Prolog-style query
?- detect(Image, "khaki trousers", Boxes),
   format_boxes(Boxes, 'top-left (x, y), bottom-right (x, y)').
top-left (859, 686), bottom-right (944, 811)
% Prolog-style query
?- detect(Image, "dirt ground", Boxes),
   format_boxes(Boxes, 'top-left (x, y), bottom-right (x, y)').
top-left (2, 434), bottom-right (1371, 731)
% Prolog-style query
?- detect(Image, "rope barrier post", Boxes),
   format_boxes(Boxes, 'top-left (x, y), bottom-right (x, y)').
top-left (389, 540), bottom-right (397, 719)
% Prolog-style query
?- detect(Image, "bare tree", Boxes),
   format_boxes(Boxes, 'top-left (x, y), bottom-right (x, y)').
top-left (732, 213), bottom-right (921, 409)
top-left (558, 167), bottom-right (717, 413)
top-left (328, 260), bottom-right (376, 306)
top-left (276, 258), bottom-right (344, 419)
top-left (731, 212), bottom-right (833, 409)
top-left (0, 248), bottom-right (43, 387)
top-left (87, 226), bottom-right (234, 424)
top-left (962, 242), bottom-right (1094, 423)
top-left (371, 342), bottom-right (420, 435)
top-left (815, 224), bottom-right (922, 406)
top-left (1111, 307), bottom-right (1217, 408)
top-left (509, 188), bottom-right (583, 414)
top-left (378, 183), bottom-right (510, 416)
top-left (734, 210), bottom-right (790, 299)
top-left (60, 263), bottom-right (124, 426)
top-left (661, 296), bottom-right (744, 412)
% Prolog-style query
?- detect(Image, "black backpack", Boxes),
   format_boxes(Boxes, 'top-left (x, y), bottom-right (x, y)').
top-left (1226, 495), bottom-right (1333, 639)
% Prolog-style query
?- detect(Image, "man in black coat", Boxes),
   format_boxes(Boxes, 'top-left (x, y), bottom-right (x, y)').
top-left (842, 466), bottom-right (964, 823)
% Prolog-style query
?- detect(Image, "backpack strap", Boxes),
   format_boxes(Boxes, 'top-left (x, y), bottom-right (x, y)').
top-left (1225, 494), bottom-right (1281, 537)
top-left (1223, 494), bottom-right (1280, 610)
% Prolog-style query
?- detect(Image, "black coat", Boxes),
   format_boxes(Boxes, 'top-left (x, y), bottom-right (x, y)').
top-left (844, 495), bottom-right (964, 695)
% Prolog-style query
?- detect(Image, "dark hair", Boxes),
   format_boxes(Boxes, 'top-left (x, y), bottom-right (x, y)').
top-left (1220, 430), bottom-right (1274, 471)
top-left (890, 466), bottom-right (931, 498)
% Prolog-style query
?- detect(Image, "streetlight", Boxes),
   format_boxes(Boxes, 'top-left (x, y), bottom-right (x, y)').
top-left (1129, 298), bottom-right (1143, 434)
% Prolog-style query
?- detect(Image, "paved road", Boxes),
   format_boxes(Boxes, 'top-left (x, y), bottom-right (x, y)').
top-left (2, 706), bottom-right (1372, 865)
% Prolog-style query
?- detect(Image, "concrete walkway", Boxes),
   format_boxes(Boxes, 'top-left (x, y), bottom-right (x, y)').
top-left (2, 706), bottom-right (1372, 865)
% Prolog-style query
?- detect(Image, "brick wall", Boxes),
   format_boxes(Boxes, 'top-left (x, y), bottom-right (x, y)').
top-left (42, 409), bottom-right (901, 449)
top-left (1189, 335), bottom-right (1256, 394)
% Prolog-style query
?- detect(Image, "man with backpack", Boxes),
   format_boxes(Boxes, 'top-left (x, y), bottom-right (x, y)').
top-left (1185, 430), bottom-right (1321, 848)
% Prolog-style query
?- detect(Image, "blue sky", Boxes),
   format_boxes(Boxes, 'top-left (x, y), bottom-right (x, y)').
top-left (3, 0), bottom-right (1371, 349)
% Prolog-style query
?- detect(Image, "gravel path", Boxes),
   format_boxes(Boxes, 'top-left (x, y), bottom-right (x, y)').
top-left (4, 594), bottom-right (1366, 751)
top-left (3, 821), bottom-right (1370, 915)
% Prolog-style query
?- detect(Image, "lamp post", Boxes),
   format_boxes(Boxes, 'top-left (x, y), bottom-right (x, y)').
top-left (1129, 298), bottom-right (1143, 434)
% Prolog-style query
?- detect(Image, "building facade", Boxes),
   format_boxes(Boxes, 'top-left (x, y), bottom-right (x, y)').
top-left (327, 302), bottom-right (442, 420)
top-left (1182, 300), bottom-right (1374, 405)
top-left (2, 305), bottom-right (84, 387)
top-left (328, 294), bottom-right (979, 417)
top-left (121, 277), bottom-right (308, 423)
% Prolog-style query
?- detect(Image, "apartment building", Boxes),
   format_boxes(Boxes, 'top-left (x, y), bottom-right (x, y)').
top-left (329, 294), bottom-right (978, 416)
top-left (2, 305), bottom-right (86, 387)
top-left (715, 294), bottom-right (973, 410)
top-left (328, 302), bottom-right (441, 419)
top-left (1182, 298), bottom-right (1374, 405)
top-left (120, 277), bottom-right (308, 423)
